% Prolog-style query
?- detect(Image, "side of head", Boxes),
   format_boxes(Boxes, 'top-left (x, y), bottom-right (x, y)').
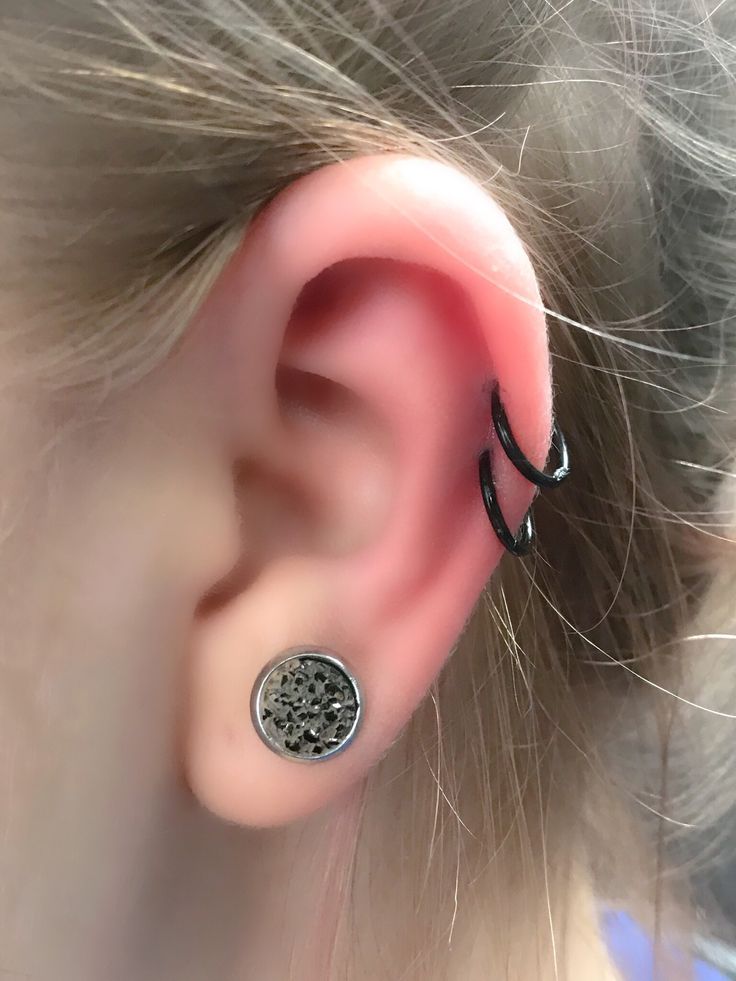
top-left (1, 2), bottom-right (736, 979)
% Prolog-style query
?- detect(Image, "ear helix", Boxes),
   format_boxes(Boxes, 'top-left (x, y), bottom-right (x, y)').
top-left (479, 384), bottom-right (570, 557)
top-left (251, 648), bottom-right (363, 761)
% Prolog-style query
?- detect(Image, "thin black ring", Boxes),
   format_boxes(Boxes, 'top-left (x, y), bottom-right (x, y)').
top-left (478, 449), bottom-right (535, 557)
top-left (491, 386), bottom-right (570, 489)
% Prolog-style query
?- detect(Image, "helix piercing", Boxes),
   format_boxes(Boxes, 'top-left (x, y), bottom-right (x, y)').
top-left (491, 385), bottom-right (570, 489)
top-left (478, 449), bottom-right (535, 557)
top-left (479, 385), bottom-right (570, 557)
top-left (251, 648), bottom-right (362, 761)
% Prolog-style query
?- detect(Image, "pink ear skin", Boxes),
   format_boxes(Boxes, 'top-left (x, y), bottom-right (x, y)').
top-left (184, 154), bottom-right (552, 826)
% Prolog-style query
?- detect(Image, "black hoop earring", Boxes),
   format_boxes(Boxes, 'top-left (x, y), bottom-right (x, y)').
top-left (479, 385), bottom-right (570, 557)
top-left (491, 386), bottom-right (570, 489)
top-left (478, 449), bottom-right (535, 557)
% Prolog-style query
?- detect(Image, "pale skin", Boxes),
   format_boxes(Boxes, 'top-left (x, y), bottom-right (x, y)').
top-left (0, 155), bottom-right (621, 979)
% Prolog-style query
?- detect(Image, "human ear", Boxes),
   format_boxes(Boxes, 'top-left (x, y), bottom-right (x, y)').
top-left (185, 154), bottom-right (553, 826)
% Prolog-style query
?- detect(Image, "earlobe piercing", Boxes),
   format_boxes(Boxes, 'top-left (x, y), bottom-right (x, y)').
top-left (251, 649), bottom-right (362, 761)
top-left (479, 384), bottom-right (571, 557)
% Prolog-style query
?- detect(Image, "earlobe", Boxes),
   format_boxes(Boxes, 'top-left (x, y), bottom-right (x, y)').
top-left (184, 154), bottom-right (554, 827)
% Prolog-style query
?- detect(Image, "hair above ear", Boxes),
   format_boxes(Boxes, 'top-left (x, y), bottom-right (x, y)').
top-left (183, 154), bottom-right (555, 826)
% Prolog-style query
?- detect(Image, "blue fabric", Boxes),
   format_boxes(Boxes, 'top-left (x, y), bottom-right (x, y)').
top-left (601, 909), bottom-right (728, 980)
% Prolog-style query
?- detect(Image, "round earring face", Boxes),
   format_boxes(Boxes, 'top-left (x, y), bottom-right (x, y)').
top-left (251, 650), bottom-right (362, 761)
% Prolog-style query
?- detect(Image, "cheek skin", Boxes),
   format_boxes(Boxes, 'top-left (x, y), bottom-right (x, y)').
top-left (0, 374), bottom-right (241, 978)
top-left (0, 471), bottom-right (175, 974)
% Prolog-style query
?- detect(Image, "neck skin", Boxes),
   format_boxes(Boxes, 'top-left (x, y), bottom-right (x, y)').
top-left (241, 793), bottom-right (622, 981)
top-left (239, 808), bottom-right (619, 981)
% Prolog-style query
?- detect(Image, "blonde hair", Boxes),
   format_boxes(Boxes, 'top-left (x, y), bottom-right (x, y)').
top-left (2, 0), bottom-right (736, 976)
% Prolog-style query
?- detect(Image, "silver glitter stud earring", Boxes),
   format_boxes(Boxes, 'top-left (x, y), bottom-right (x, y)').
top-left (251, 648), bottom-right (362, 761)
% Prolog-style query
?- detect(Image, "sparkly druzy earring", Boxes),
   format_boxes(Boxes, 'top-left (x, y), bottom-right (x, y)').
top-left (251, 649), bottom-right (362, 761)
